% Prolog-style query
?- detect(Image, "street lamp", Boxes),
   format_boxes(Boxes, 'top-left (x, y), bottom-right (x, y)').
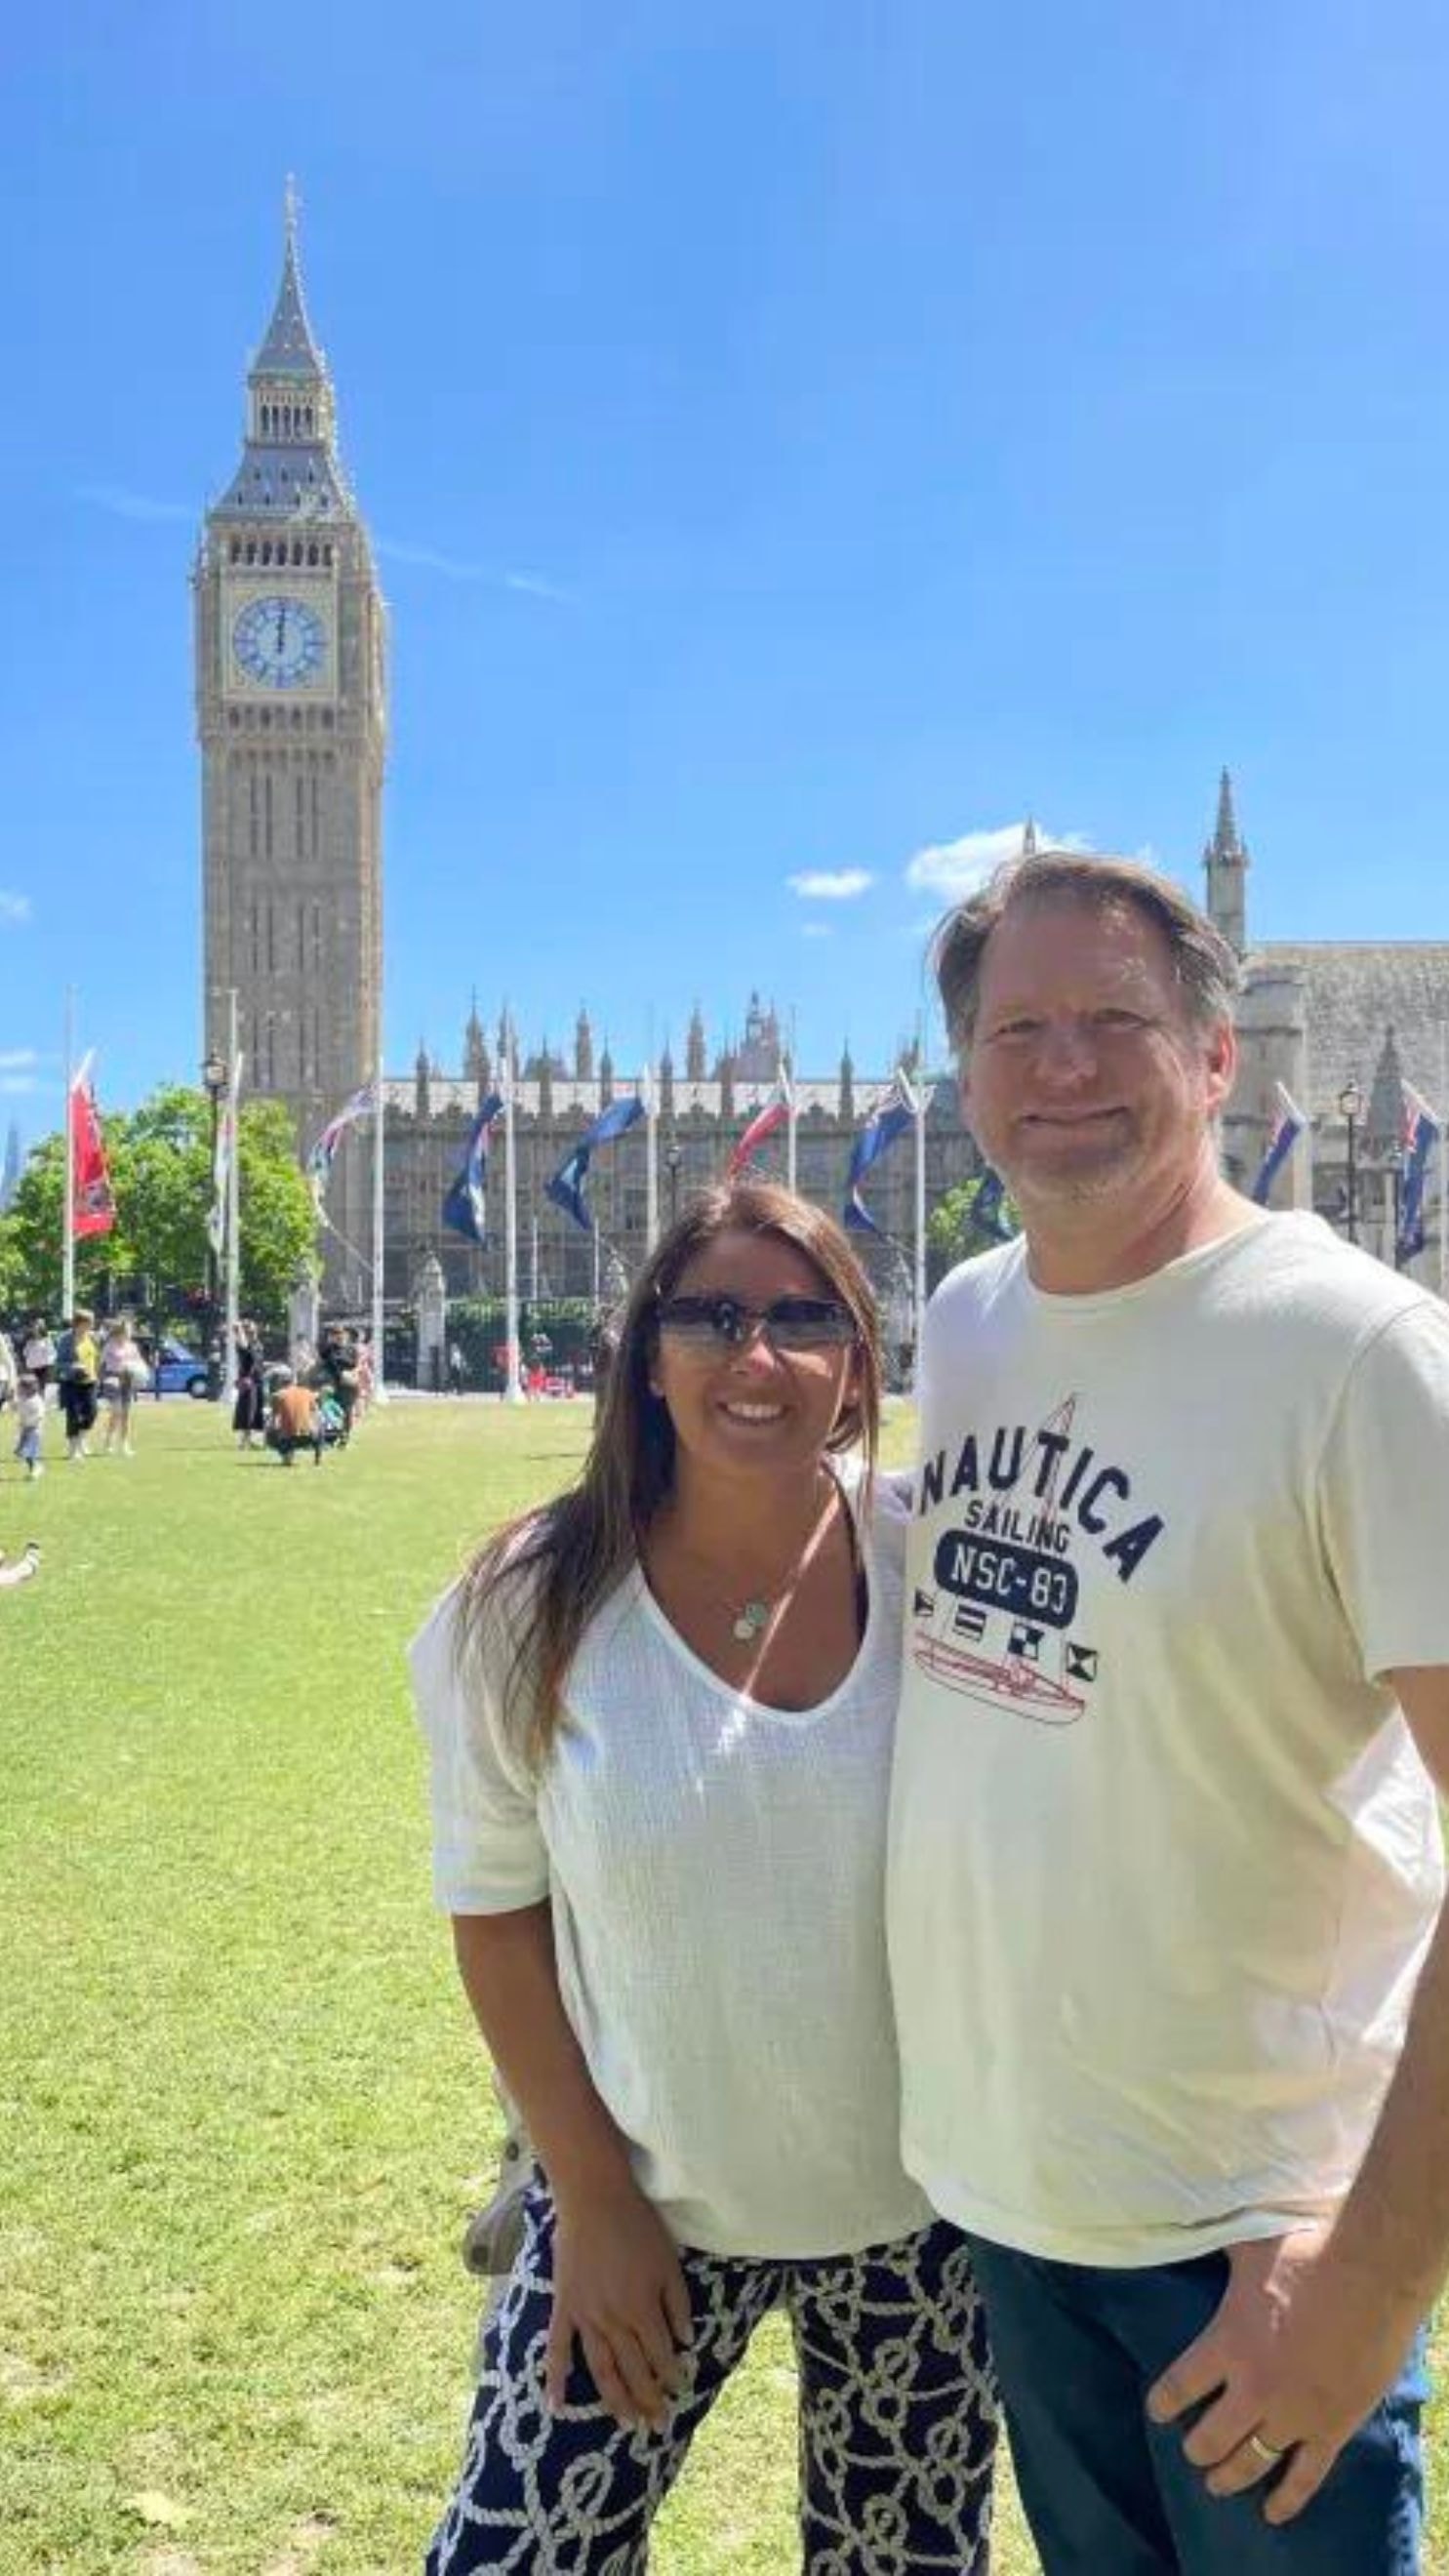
top-left (1338, 1078), bottom-right (1364, 1246)
top-left (664, 1140), bottom-right (683, 1225)
top-left (202, 1047), bottom-right (227, 1371)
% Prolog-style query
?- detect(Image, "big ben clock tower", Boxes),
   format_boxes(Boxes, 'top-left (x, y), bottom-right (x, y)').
top-left (195, 186), bottom-right (384, 1278)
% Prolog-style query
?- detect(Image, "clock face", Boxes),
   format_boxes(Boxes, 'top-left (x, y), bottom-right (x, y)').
top-left (231, 594), bottom-right (327, 690)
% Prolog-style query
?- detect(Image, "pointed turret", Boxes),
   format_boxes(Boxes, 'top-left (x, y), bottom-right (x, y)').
top-left (415, 1041), bottom-right (432, 1120)
top-left (839, 1043), bottom-right (856, 1125)
top-left (1367, 1026), bottom-right (1406, 1149)
top-left (214, 181), bottom-right (349, 521)
top-left (659, 1042), bottom-right (675, 1119)
top-left (598, 1041), bottom-right (615, 1107)
top-left (575, 1006), bottom-right (594, 1082)
top-left (1022, 816), bottom-right (1039, 861)
top-left (1203, 767), bottom-right (1249, 956)
top-left (463, 992), bottom-right (490, 1087)
top-left (686, 1005), bottom-right (706, 1083)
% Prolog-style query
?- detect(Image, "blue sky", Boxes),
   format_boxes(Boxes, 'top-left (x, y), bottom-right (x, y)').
top-left (3, 0), bottom-right (1448, 1144)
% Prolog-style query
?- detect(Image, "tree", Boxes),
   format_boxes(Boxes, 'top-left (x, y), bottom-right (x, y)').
top-left (0, 1086), bottom-right (317, 1332)
top-left (926, 1172), bottom-right (1020, 1279)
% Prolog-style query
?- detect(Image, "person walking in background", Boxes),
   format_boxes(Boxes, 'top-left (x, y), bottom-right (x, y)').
top-left (57, 1309), bottom-right (100, 1462)
top-left (232, 1319), bottom-right (266, 1451)
top-left (412, 1181), bottom-right (996, 2574)
top-left (13, 1374), bottom-right (45, 1481)
top-left (891, 845), bottom-right (1449, 2572)
top-left (22, 1317), bottom-right (56, 1401)
top-left (98, 1317), bottom-right (147, 1456)
top-left (446, 1338), bottom-right (465, 1396)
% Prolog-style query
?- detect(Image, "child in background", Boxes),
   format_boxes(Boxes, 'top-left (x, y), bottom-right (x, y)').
top-left (14, 1374), bottom-right (44, 1479)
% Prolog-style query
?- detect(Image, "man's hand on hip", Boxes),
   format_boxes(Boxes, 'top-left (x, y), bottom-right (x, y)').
top-left (1146, 2228), bottom-right (1419, 2525)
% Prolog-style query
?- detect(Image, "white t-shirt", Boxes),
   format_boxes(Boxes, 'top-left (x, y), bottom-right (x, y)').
top-left (412, 1483), bottom-right (930, 2260)
top-left (889, 1213), bottom-right (1449, 2267)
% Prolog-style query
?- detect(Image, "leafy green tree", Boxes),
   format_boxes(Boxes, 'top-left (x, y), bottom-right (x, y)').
top-left (926, 1172), bottom-right (1020, 1279)
top-left (0, 1087), bottom-right (316, 1332)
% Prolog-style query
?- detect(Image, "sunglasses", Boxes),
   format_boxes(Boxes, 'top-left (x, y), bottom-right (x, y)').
top-left (655, 1293), bottom-right (858, 1353)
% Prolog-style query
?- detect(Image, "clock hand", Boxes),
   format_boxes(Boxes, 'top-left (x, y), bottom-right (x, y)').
top-left (275, 602), bottom-right (286, 659)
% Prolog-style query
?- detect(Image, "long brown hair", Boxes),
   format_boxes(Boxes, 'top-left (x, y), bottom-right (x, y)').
top-left (457, 1180), bottom-right (883, 1768)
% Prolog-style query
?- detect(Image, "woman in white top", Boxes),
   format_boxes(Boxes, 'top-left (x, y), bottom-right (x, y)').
top-left (413, 1182), bottom-right (995, 2574)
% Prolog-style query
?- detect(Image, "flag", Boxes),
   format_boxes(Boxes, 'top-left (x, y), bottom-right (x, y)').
top-left (843, 1071), bottom-right (917, 1235)
top-left (306, 1079), bottom-right (378, 1210)
top-left (69, 1057), bottom-right (116, 1240)
top-left (546, 1095), bottom-right (645, 1232)
top-left (442, 1091), bottom-right (504, 1244)
top-left (207, 1055), bottom-right (243, 1258)
top-left (1397, 1083), bottom-right (1442, 1265)
top-left (727, 1072), bottom-right (794, 1179)
top-left (972, 1169), bottom-right (1016, 1243)
top-left (1250, 1083), bottom-right (1308, 1206)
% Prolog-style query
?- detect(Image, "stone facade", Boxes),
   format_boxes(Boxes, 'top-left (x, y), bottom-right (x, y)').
top-left (1206, 774), bottom-right (1447, 1277)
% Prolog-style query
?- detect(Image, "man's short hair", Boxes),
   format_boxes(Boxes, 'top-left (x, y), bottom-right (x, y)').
top-left (933, 848), bottom-right (1241, 1051)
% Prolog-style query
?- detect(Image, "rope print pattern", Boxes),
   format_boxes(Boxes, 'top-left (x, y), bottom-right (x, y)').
top-left (428, 2187), bottom-right (996, 2572)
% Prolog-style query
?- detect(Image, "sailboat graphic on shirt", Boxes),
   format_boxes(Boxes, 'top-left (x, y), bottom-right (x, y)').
top-left (911, 1398), bottom-right (1099, 1727)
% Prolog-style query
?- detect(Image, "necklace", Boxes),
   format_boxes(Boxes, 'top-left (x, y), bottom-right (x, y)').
top-left (664, 1477), bottom-right (842, 1644)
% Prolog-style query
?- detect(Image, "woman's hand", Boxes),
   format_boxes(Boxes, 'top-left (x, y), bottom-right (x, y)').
top-left (545, 2174), bottom-right (694, 2431)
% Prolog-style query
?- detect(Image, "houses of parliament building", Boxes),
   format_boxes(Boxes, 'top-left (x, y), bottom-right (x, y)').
top-left (198, 207), bottom-right (1447, 1307)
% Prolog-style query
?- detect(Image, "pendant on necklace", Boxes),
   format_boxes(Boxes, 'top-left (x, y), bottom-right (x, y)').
top-left (733, 1599), bottom-right (771, 1642)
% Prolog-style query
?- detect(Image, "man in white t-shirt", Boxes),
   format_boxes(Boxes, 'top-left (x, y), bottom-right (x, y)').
top-left (889, 846), bottom-right (1449, 2571)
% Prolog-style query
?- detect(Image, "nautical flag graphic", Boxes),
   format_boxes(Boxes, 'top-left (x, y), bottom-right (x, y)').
top-left (1397, 1084), bottom-right (1442, 1264)
top-left (843, 1070), bottom-right (918, 1234)
top-left (68, 1057), bottom-right (116, 1240)
top-left (913, 1589), bottom-right (938, 1620)
top-left (306, 1080), bottom-right (378, 1211)
top-left (442, 1091), bottom-right (504, 1244)
top-left (1251, 1083), bottom-right (1308, 1206)
top-left (1066, 1643), bottom-right (1100, 1682)
top-left (546, 1094), bottom-right (646, 1232)
top-left (727, 1072), bottom-right (794, 1179)
top-left (1007, 1622), bottom-right (1043, 1662)
top-left (953, 1602), bottom-right (987, 1641)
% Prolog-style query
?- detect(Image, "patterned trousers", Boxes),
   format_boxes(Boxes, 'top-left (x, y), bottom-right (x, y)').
top-left (427, 2187), bottom-right (997, 2573)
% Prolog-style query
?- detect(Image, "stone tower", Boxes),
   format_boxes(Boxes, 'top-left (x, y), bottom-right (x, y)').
top-left (194, 186), bottom-right (385, 1254)
top-left (1203, 768), bottom-right (1248, 957)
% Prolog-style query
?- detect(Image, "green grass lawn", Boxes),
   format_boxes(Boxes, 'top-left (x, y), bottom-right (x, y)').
top-left (0, 1397), bottom-right (1442, 2573)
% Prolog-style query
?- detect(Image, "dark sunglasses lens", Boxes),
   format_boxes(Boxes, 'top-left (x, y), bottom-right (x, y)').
top-left (767, 1299), bottom-right (854, 1348)
top-left (657, 1298), bottom-right (729, 1344)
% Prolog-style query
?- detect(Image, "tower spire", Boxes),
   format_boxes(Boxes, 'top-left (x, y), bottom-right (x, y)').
top-left (1022, 815), bottom-right (1039, 861)
top-left (1202, 767), bottom-right (1249, 957)
top-left (255, 180), bottom-right (327, 382)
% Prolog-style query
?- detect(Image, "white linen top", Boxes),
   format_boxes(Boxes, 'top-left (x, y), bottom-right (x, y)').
top-left (412, 1481), bottom-right (930, 2258)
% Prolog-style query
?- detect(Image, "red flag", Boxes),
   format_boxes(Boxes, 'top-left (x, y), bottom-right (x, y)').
top-left (727, 1077), bottom-right (793, 1179)
top-left (69, 1064), bottom-right (116, 1240)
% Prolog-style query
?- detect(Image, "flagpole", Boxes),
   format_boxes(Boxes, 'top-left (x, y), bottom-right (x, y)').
top-left (503, 1026), bottom-right (524, 1404)
top-left (785, 1054), bottom-right (797, 1194)
top-left (62, 986), bottom-right (75, 1318)
top-left (912, 1066), bottom-right (927, 1396)
top-left (645, 1064), bottom-right (659, 1251)
top-left (372, 1046), bottom-right (387, 1399)
top-left (1439, 1026), bottom-right (1447, 1302)
top-left (221, 989), bottom-right (240, 1401)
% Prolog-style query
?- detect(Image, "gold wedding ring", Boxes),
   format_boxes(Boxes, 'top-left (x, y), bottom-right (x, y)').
top-left (1247, 2432), bottom-right (1287, 2467)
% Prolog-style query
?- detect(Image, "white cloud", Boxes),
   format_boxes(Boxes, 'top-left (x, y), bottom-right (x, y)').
top-left (786, 868), bottom-right (874, 902)
top-left (0, 891), bottom-right (32, 926)
top-left (904, 823), bottom-right (1096, 901)
top-left (0, 1074), bottom-right (38, 1095)
top-left (801, 921), bottom-right (833, 940)
top-left (78, 484), bottom-right (192, 525)
top-left (379, 538), bottom-right (573, 602)
top-left (0, 1049), bottom-right (38, 1069)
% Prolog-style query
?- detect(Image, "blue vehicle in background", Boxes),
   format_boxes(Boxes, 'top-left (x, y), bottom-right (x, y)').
top-left (153, 1337), bottom-right (214, 1398)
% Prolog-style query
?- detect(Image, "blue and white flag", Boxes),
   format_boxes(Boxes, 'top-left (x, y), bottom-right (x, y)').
top-left (972, 1168), bottom-right (1016, 1243)
top-left (1250, 1083), bottom-right (1308, 1206)
top-left (843, 1071), bottom-right (918, 1236)
top-left (442, 1091), bottom-right (503, 1245)
top-left (306, 1079), bottom-right (378, 1211)
top-left (1397, 1083), bottom-right (1441, 1264)
top-left (546, 1095), bottom-right (646, 1233)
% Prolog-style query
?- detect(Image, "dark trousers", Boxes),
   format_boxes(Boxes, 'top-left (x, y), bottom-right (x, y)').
top-left (427, 2186), bottom-right (997, 2572)
top-left (967, 2233), bottom-right (1427, 2573)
